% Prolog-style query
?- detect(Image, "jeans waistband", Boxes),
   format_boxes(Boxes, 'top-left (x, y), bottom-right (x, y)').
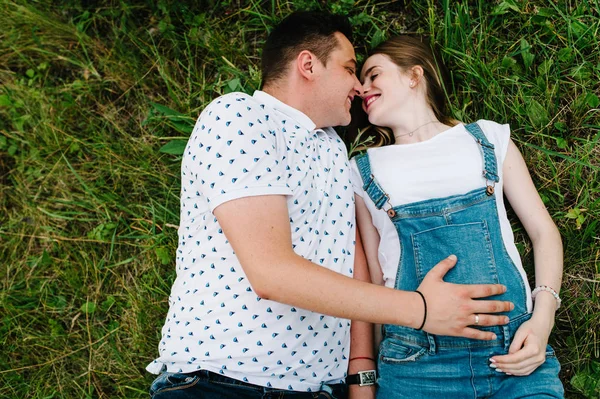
top-left (384, 312), bottom-right (531, 350)
top-left (189, 369), bottom-right (347, 396)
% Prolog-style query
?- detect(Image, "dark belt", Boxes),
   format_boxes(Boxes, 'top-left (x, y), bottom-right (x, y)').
top-left (188, 369), bottom-right (348, 398)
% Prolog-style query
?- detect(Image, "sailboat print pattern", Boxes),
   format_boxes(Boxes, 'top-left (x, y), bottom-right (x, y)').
top-left (147, 91), bottom-right (356, 392)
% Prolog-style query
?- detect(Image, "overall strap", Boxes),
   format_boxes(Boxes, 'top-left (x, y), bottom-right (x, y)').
top-left (464, 122), bottom-right (500, 195)
top-left (354, 152), bottom-right (395, 216)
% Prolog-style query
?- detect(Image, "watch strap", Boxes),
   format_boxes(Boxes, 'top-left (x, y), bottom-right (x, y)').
top-left (345, 370), bottom-right (376, 386)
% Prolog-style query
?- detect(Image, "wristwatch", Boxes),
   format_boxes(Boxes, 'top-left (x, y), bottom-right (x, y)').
top-left (345, 370), bottom-right (377, 386)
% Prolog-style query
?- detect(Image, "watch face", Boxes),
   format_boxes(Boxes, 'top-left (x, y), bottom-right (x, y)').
top-left (359, 371), bottom-right (376, 386)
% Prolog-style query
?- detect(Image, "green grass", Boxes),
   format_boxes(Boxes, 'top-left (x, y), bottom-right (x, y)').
top-left (1, 0), bottom-right (598, 397)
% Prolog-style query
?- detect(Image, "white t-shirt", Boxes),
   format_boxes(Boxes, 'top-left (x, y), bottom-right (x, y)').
top-left (351, 120), bottom-right (532, 311)
top-left (147, 91), bottom-right (356, 392)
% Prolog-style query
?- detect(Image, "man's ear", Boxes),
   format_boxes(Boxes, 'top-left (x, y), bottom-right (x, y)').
top-left (297, 50), bottom-right (317, 80)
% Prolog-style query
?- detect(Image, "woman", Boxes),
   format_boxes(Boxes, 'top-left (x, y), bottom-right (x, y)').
top-left (349, 36), bottom-right (564, 398)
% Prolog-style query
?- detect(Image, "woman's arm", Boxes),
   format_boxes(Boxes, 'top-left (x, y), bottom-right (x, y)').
top-left (504, 139), bottom-right (563, 321)
top-left (490, 139), bottom-right (563, 375)
top-left (355, 195), bottom-right (385, 351)
top-left (355, 195), bottom-right (385, 286)
top-left (348, 227), bottom-right (376, 399)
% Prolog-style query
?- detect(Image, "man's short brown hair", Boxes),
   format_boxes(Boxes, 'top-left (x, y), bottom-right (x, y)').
top-left (261, 11), bottom-right (353, 87)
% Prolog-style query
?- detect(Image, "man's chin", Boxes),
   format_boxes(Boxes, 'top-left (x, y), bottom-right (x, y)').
top-left (319, 112), bottom-right (351, 128)
top-left (336, 115), bottom-right (352, 127)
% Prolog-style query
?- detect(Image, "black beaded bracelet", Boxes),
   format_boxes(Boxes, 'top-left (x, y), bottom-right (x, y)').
top-left (415, 290), bottom-right (427, 331)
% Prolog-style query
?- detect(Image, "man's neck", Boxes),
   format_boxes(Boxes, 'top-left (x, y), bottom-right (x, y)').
top-left (262, 83), bottom-right (320, 127)
top-left (262, 85), bottom-right (296, 109)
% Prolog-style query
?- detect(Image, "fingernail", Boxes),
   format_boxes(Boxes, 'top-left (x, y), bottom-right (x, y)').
top-left (448, 254), bottom-right (457, 260)
top-left (489, 359), bottom-right (497, 363)
top-left (489, 363), bottom-right (497, 369)
top-left (495, 368), bottom-right (503, 373)
top-left (502, 285), bottom-right (507, 293)
top-left (505, 373), bottom-right (512, 376)
top-left (491, 334), bottom-right (497, 340)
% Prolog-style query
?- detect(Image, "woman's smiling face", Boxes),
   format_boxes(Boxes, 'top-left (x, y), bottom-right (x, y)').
top-left (360, 53), bottom-right (414, 128)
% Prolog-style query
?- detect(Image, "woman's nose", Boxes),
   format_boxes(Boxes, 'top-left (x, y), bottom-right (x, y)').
top-left (359, 84), bottom-right (369, 98)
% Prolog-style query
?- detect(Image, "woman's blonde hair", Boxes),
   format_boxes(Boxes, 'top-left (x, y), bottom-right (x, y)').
top-left (352, 36), bottom-right (457, 149)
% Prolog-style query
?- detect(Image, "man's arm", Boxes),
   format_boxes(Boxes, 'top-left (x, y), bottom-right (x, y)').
top-left (214, 194), bottom-right (513, 339)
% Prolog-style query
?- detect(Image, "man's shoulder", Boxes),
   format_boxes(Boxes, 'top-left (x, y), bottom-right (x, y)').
top-left (196, 92), bottom-right (269, 131)
top-left (191, 92), bottom-right (278, 148)
top-left (202, 92), bottom-right (260, 115)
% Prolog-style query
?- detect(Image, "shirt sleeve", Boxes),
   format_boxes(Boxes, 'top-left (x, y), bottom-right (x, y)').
top-left (183, 93), bottom-right (292, 212)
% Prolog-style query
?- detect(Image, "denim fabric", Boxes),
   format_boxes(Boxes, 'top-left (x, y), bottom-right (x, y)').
top-left (355, 123), bottom-right (564, 398)
top-left (149, 370), bottom-right (348, 399)
top-left (376, 313), bottom-right (563, 398)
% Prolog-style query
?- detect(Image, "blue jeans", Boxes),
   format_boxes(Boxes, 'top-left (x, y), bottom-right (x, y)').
top-left (149, 370), bottom-right (348, 399)
top-left (376, 313), bottom-right (564, 398)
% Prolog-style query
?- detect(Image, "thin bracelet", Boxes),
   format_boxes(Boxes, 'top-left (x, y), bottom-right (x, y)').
top-left (415, 290), bottom-right (427, 331)
top-left (531, 285), bottom-right (561, 309)
top-left (349, 356), bottom-right (375, 362)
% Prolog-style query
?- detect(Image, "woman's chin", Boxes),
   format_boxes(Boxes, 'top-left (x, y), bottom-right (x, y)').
top-left (367, 113), bottom-right (377, 125)
top-left (367, 113), bottom-right (384, 127)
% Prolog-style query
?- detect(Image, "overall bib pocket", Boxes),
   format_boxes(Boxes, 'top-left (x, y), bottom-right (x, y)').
top-left (412, 221), bottom-right (499, 285)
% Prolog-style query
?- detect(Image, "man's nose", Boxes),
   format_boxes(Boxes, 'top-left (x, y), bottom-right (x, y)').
top-left (353, 76), bottom-right (363, 96)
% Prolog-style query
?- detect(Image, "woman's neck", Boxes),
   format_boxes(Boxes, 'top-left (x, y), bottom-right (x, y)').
top-left (390, 107), bottom-right (448, 144)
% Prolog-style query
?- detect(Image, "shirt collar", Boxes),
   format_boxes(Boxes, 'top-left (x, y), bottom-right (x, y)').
top-left (253, 90), bottom-right (317, 131)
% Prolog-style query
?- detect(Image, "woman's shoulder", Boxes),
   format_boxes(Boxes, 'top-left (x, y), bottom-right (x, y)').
top-left (474, 119), bottom-right (511, 136)
top-left (350, 146), bottom-right (395, 160)
top-left (472, 119), bottom-right (512, 161)
top-left (466, 119), bottom-right (511, 144)
top-left (348, 151), bottom-right (374, 179)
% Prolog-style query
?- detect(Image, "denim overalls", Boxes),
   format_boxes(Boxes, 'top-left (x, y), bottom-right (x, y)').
top-left (355, 123), bottom-right (563, 398)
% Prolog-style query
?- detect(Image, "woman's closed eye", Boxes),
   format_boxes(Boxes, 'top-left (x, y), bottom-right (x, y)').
top-left (362, 73), bottom-right (378, 84)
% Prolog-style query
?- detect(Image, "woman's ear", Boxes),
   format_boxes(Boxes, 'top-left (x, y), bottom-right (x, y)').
top-left (409, 65), bottom-right (425, 87)
top-left (297, 50), bottom-right (317, 80)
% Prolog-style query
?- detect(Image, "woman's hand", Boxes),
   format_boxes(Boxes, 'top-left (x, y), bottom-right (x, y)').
top-left (489, 316), bottom-right (552, 376)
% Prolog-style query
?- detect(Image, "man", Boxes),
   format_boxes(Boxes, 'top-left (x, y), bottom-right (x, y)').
top-left (148, 11), bottom-right (512, 398)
